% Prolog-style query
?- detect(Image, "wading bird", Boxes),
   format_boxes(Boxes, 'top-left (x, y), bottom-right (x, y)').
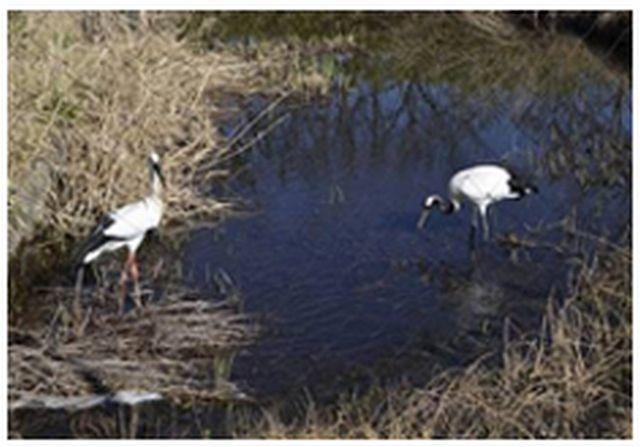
top-left (75, 151), bottom-right (165, 316)
top-left (417, 164), bottom-right (537, 243)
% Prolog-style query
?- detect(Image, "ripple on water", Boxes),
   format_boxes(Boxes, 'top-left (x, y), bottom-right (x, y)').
top-left (185, 79), bottom-right (630, 397)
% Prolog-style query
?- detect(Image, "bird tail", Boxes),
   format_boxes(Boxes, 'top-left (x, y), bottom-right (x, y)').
top-left (72, 236), bottom-right (103, 293)
top-left (70, 232), bottom-right (105, 279)
top-left (72, 214), bottom-right (118, 272)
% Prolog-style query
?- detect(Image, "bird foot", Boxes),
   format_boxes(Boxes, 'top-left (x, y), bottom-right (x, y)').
top-left (151, 259), bottom-right (164, 280)
top-left (133, 299), bottom-right (144, 313)
top-left (73, 306), bottom-right (92, 338)
top-left (132, 284), bottom-right (144, 310)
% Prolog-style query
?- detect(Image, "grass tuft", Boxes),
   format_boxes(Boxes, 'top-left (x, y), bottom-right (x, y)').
top-left (8, 11), bottom-right (333, 250)
top-left (231, 235), bottom-right (631, 438)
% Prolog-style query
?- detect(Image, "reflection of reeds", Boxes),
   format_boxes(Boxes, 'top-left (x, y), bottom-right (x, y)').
top-left (231, 233), bottom-right (630, 438)
top-left (8, 11), bottom-right (631, 439)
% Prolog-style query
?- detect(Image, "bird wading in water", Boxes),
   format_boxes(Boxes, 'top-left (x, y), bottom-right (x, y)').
top-left (417, 164), bottom-right (537, 244)
top-left (74, 151), bottom-right (165, 317)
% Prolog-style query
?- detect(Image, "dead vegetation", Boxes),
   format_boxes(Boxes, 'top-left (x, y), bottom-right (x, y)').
top-left (382, 12), bottom-right (614, 95)
top-left (9, 284), bottom-right (259, 413)
top-left (8, 11), bottom-right (631, 439)
top-left (8, 11), bottom-right (333, 253)
top-left (230, 232), bottom-right (631, 438)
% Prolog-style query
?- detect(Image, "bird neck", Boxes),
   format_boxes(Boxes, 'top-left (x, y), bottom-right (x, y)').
top-left (448, 197), bottom-right (461, 213)
top-left (507, 177), bottom-right (537, 199)
top-left (433, 195), bottom-right (459, 215)
top-left (149, 167), bottom-right (163, 198)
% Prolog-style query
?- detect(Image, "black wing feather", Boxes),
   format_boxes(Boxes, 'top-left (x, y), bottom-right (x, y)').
top-left (507, 177), bottom-right (527, 197)
top-left (508, 173), bottom-right (538, 198)
top-left (73, 214), bottom-right (127, 272)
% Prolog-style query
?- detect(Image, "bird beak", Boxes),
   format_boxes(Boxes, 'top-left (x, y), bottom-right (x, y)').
top-left (417, 209), bottom-right (430, 230)
top-left (157, 168), bottom-right (166, 187)
top-left (154, 164), bottom-right (166, 187)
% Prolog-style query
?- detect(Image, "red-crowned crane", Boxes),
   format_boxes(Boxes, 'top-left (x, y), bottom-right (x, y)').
top-left (417, 164), bottom-right (537, 242)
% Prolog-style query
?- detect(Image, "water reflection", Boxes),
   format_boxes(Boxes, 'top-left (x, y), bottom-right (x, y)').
top-left (185, 71), bottom-right (629, 398)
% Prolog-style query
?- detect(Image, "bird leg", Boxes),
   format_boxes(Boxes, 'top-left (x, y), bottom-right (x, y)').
top-left (92, 263), bottom-right (107, 305)
top-left (73, 266), bottom-right (85, 336)
top-left (469, 207), bottom-right (478, 251)
top-left (119, 264), bottom-right (129, 316)
top-left (480, 206), bottom-right (490, 241)
top-left (152, 258), bottom-right (164, 280)
top-left (491, 206), bottom-right (498, 233)
top-left (128, 253), bottom-right (143, 310)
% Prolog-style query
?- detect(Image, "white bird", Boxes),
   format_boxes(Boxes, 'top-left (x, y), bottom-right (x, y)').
top-left (75, 151), bottom-right (165, 315)
top-left (417, 164), bottom-right (537, 241)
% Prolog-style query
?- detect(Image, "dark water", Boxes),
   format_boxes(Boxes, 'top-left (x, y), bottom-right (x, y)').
top-left (8, 14), bottom-right (632, 438)
top-left (183, 79), bottom-right (631, 399)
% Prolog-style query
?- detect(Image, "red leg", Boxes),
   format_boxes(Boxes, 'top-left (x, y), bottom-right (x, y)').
top-left (119, 263), bottom-right (129, 316)
top-left (129, 253), bottom-right (143, 310)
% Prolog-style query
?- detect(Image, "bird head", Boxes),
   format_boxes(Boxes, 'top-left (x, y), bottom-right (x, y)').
top-left (149, 151), bottom-right (160, 164)
top-left (148, 151), bottom-right (166, 187)
top-left (417, 195), bottom-right (440, 230)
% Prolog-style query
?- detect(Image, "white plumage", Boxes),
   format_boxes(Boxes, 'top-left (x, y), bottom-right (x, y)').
top-left (81, 197), bottom-right (162, 264)
top-left (417, 164), bottom-right (537, 241)
top-left (75, 151), bottom-right (165, 315)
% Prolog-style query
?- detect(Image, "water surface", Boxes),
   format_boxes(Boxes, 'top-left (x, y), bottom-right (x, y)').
top-left (184, 78), bottom-right (630, 398)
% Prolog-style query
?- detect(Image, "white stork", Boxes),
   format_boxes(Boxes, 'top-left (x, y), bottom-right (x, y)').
top-left (417, 164), bottom-right (537, 242)
top-left (75, 151), bottom-right (165, 315)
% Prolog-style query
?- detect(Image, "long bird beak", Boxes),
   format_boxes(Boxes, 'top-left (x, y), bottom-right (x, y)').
top-left (417, 209), bottom-right (430, 230)
top-left (152, 163), bottom-right (166, 187)
top-left (156, 166), bottom-right (166, 187)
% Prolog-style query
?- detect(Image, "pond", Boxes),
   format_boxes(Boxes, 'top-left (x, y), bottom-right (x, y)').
top-left (8, 14), bottom-right (631, 437)
top-left (183, 69), bottom-right (630, 400)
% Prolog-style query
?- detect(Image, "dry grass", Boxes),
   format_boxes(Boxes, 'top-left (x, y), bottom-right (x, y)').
top-left (9, 283), bottom-right (259, 412)
top-left (8, 12), bottom-right (631, 439)
top-left (381, 12), bottom-right (620, 96)
top-left (8, 11), bottom-right (333, 250)
top-left (12, 232), bottom-right (629, 439)
top-left (231, 234), bottom-right (631, 438)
